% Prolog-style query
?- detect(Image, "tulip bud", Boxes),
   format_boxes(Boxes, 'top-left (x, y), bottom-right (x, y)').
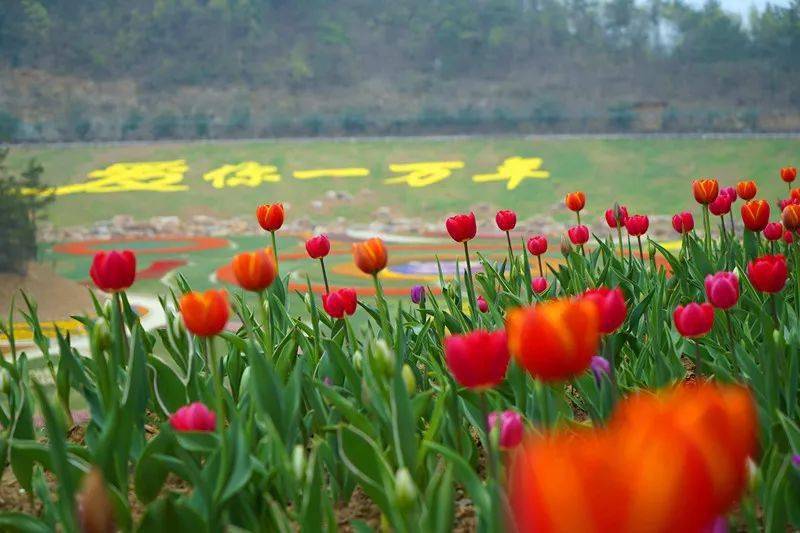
top-left (292, 444), bottom-right (306, 482)
top-left (91, 318), bottom-right (111, 351)
top-left (394, 467), bottom-right (418, 508)
top-left (0, 369), bottom-right (11, 395)
top-left (476, 295), bottom-right (489, 313)
top-left (372, 339), bottom-right (395, 377)
top-left (487, 410), bottom-right (524, 449)
top-left (77, 468), bottom-right (115, 533)
top-left (747, 458), bottom-right (761, 493)
top-left (590, 355), bottom-right (610, 385)
top-left (401, 364), bottom-right (416, 395)
top-left (560, 235), bottom-right (572, 257)
top-left (102, 298), bottom-right (114, 318)
top-left (352, 350), bottom-right (363, 372)
top-left (531, 276), bottom-right (548, 294)
top-left (303, 291), bottom-right (313, 308)
top-left (410, 285), bottom-right (425, 305)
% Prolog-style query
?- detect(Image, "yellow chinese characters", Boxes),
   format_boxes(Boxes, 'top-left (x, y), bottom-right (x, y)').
top-left (385, 161), bottom-right (465, 188)
top-left (40, 160), bottom-right (190, 196)
top-left (293, 168), bottom-right (369, 179)
top-left (472, 157), bottom-right (550, 190)
top-left (203, 162), bottom-right (281, 189)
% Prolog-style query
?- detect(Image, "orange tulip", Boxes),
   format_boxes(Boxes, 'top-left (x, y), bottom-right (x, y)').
top-left (782, 203), bottom-right (800, 231)
top-left (506, 298), bottom-right (599, 382)
top-left (231, 248), bottom-right (277, 292)
top-left (256, 203), bottom-right (284, 232)
top-left (565, 191), bottom-right (586, 212)
top-left (736, 180), bottom-right (757, 200)
top-left (692, 178), bottom-right (719, 205)
top-left (179, 289), bottom-right (229, 337)
top-left (353, 237), bottom-right (388, 275)
top-left (740, 199), bottom-right (770, 232)
top-left (780, 166), bottom-right (797, 183)
top-left (508, 383), bottom-right (757, 533)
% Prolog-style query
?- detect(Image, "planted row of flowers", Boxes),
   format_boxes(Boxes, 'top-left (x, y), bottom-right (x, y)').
top-left (0, 168), bottom-right (799, 532)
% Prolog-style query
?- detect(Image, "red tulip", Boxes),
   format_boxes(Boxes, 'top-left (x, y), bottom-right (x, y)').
top-left (704, 272), bottom-right (739, 309)
top-left (784, 230), bottom-right (795, 244)
top-left (740, 200), bottom-right (770, 232)
top-left (496, 210), bottom-right (517, 231)
top-left (170, 402), bottom-right (217, 432)
top-left (582, 286), bottom-right (627, 333)
top-left (446, 212), bottom-right (477, 242)
top-left (779, 197), bottom-right (800, 211)
top-left (709, 194), bottom-right (732, 216)
top-left (565, 191), bottom-right (586, 212)
top-left (780, 166), bottom-right (797, 183)
top-left (444, 330), bottom-right (510, 389)
top-left (673, 303), bottom-right (715, 338)
top-left (567, 225), bottom-right (589, 245)
top-left (672, 212), bottom-right (695, 234)
top-left (256, 203), bottom-right (284, 231)
top-left (526, 235), bottom-right (547, 256)
top-left (747, 254), bottom-right (787, 293)
top-left (477, 295), bottom-right (489, 313)
top-left (625, 214), bottom-right (649, 236)
top-left (531, 276), bottom-right (548, 293)
top-left (791, 188), bottom-right (800, 202)
top-left (782, 204), bottom-right (800, 231)
top-left (604, 205), bottom-right (629, 229)
top-left (89, 250), bottom-right (136, 292)
top-left (322, 288), bottom-right (357, 318)
top-left (487, 410), bottom-right (523, 449)
top-left (179, 289), bottom-right (229, 337)
top-left (231, 249), bottom-right (277, 292)
top-left (305, 234), bottom-right (331, 259)
top-left (693, 179), bottom-right (719, 205)
top-left (736, 180), bottom-right (757, 200)
top-left (763, 222), bottom-right (783, 241)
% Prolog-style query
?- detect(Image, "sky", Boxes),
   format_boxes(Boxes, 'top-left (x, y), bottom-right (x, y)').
top-left (694, 0), bottom-right (792, 18)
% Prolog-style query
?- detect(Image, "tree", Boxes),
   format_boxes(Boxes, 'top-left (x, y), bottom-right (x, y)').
top-left (0, 149), bottom-right (53, 274)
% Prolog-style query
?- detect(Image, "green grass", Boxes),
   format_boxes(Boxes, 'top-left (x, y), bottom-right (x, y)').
top-left (7, 136), bottom-right (799, 227)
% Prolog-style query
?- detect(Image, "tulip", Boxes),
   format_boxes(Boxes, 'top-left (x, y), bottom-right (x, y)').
top-left (704, 272), bottom-right (739, 309)
top-left (782, 204), bottom-right (800, 231)
top-left (305, 234), bottom-right (330, 259)
top-left (89, 250), bottom-right (136, 292)
top-left (763, 222), bottom-right (783, 241)
top-left (567, 224), bottom-right (589, 245)
top-left (487, 410), bottom-right (524, 449)
top-left (709, 194), bottom-right (732, 216)
top-left (507, 383), bottom-right (757, 533)
top-left (792, 188), bottom-right (800, 202)
top-left (672, 211), bottom-right (695, 234)
top-left (582, 286), bottom-right (627, 333)
top-left (322, 288), bottom-right (357, 319)
top-left (741, 200), bottom-right (770, 232)
top-left (784, 230), bottom-right (795, 244)
top-left (780, 166), bottom-right (797, 184)
top-left (445, 212), bottom-right (477, 243)
top-left (673, 302), bottom-right (714, 338)
top-left (179, 289), bottom-right (229, 337)
top-left (256, 203), bottom-right (284, 273)
top-left (736, 180), bottom-right (757, 200)
top-left (590, 355), bottom-right (610, 385)
top-left (444, 330), bottom-right (510, 389)
top-left (721, 186), bottom-right (737, 202)
top-left (604, 204), bottom-right (628, 228)
top-left (506, 298), bottom-right (599, 382)
top-left (477, 295), bottom-right (489, 313)
top-left (231, 248), bottom-right (277, 292)
top-left (527, 235), bottom-right (547, 277)
top-left (747, 254), bottom-right (787, 293)
top-left (394, 468), bottom-right (418, 509)
top-left (565, 191), bottom-right (586, 212)
top-left (693, 178), bottom-right (719, 205)
top-left (77, 468), bottom-right (115, 533)
top-left (353, 237), bottom-right (388, 275)
top-left (625, 214), bottom-right (649, 236)
top-left (169, 402), bottom-right (217, 432)
top-left (495, 210), bottom-right (517, 231)
top-left (410, 285), bottom-right (425, 305)
top-left (792, 454), bottom-right (800, 469)
top-left (531, 276), bottom-right (548, 294)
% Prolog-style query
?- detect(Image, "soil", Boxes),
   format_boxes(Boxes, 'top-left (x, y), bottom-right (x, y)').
top-left (0, 262), bottom-right (94, 322)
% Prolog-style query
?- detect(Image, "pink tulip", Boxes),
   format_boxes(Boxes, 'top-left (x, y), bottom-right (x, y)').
top-left (170, 402), bottom-right (216, 432)
top-left (704, 272), bottom-right (739, 310)
top-left (487, 410), bottom-right (523, 449)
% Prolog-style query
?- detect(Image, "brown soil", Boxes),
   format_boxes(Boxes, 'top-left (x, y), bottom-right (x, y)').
top-left (0, 262), bottom-right (94, 322)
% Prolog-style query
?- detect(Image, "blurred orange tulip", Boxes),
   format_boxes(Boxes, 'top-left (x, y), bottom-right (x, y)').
top-left (693, 178), bottom-right (719, 205)
top-left (506, 298), bottom-right (599, 382)
top-left (353, 237), bottom-right (388, 275)
top-left (179, 289), bottom-right (229, 337)
top-left (508, 382), bottom-right (757, 533)
top-left (232, 248), bottom-right (277, 292)
top-left (565, 191), bottom-right (586, 212)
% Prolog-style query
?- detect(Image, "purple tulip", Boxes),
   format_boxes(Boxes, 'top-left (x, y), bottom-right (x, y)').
top-left (590, 356), bottom-right (610, 385)
top-left (410, 285), bottom-right (425, 305)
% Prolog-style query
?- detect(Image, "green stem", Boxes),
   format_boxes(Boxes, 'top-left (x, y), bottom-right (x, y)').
top-left (259, 290), bottom-right (273, 358)
top-left (693, 340), bottom-right (703, 380)
top-left (536, 255), bottom-right (544, 278)
top-left (319, 257), bottom-right (330, 294)
top-left (505, 231), bottom-right (514, 269)
top-left (728, 210), bottom-right (736, 239)
top-left (702, 205), bottom-right (712, 257)
top-left (113, 291), bottom-right (129, 369)
top-left (637, 235), bottom-right (644, 267)
top-left (616, 225), bottom-right (624, 258)
top-left (724, 310), bottom-right (736, 361)
top-left (270, 230), bottom-right (279, 275)
top-left (463, 241), bottom-right (478, 322)
top-left (206, 336), bottom-right (230, 507)
top-left (478, 392), bottom-right (501, 531)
